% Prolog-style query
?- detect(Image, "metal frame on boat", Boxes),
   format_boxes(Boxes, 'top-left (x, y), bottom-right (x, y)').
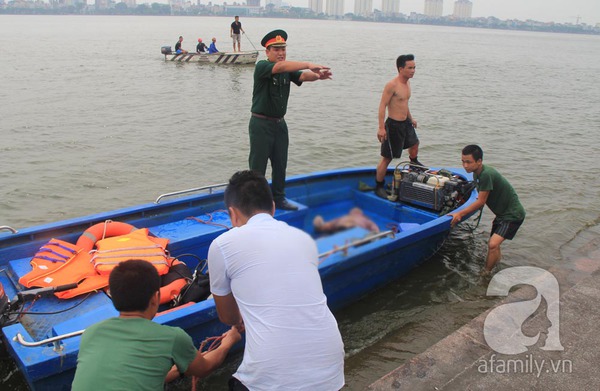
top-left (0, 167), bottom-right (477, 390)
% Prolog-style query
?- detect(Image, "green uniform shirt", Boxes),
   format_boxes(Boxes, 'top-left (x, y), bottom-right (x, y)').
top-left (475, 165), bottom-right (526, 221)
top-left (72, 317), bottom-right (197, 391)
top-left (250, 59), bottom-right (302, 118)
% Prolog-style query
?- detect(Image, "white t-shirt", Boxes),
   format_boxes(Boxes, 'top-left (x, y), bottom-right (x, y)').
top-left (208, 213), bottom-right (345, 391)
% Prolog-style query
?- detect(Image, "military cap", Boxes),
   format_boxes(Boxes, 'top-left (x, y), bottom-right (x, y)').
top-left (261, 29), bottom-right (288, 48)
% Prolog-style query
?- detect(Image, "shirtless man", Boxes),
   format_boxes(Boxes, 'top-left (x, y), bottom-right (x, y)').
top-left (375, 54), bottom-right (424, 199)
top-left (313, 207), bottom-right (380, 234)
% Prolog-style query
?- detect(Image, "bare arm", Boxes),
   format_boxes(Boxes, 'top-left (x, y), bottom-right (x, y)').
top-left (272, 61), bottom-right (331, 81)
top-left (213, 293), bottom-right (243, 327)
top-left (186, 327), bottom-right (241, 378)
top-left (377, 82), bottom-right (394, 142)
top-left (299, 69), bottom-right (332, 82)
top-left (448, 190), bottom-right (489, 226)
top-left (165, 326), bottom-right (241, 382)
top-left (407, 107), bottom-right (417, 128)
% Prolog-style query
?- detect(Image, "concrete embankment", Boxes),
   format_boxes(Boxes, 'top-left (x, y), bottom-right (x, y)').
top-left (368, 228), bottom-right (600, 391)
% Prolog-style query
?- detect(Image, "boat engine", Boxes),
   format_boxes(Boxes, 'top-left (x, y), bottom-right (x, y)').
top-left (0, 283), bottom-right (78, 327)
top-left (161, 46), bottom-right (172, 55)
top-left (0, 283), bottom-right (8, 324)
top-left (390, 163), bottom-right (475, 214)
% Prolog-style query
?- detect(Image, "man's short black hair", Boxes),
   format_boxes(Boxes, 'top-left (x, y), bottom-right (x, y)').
top-left (109, 260), bottom-right (160, 312)
top-left (397, 54), bottom-right (415, 69)
top-left (224, 170), bottom-right (273, 216)
top-left (462, 144), bottom-right (484, 161)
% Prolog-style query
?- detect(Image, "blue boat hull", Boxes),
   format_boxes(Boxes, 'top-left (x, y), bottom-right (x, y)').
top-left (0, 167), bottom-right (476, 390)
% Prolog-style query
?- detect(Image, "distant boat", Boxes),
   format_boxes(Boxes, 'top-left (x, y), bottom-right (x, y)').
top-left (161, 46), bottom-right (258, 65)
top-left (0, 166), bottom-right (476, 390)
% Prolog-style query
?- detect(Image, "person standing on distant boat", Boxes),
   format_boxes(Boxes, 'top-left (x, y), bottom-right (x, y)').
top-left (375, 54), bottom-right (423, 199)
top-left (174, 36), bottom-right (188, 54)
top-left (72, 260), bottom-right (240, 390)
top-left (208, 37), bottom-right (219, 54)
top-left (207, 170), bottom-right (345, 391)
top-left (230, 15), bottom-right (245, 52)
top-left (249, 29), bottom-right (332, 211)
top-left (196, 38), bottom-right (207, 53)
top-left (448, 145), bottom-right (526, 274)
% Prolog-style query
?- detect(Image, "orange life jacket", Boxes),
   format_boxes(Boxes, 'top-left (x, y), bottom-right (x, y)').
top-left (19, 239), bottom-right (87, 288)
top-left (20, 222), bottom-right (187, 302)
top-left (90, 228), bottom-right (170, 276)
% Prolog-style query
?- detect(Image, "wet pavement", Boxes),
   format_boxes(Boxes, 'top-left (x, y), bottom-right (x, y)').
top-left (368, 227), bottom-right (600, 391)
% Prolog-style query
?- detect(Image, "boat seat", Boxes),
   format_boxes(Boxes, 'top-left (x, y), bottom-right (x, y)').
top-left (148, 210), bottom-right (231, 255)
top-left (52, 301), bottom-right (117, 337)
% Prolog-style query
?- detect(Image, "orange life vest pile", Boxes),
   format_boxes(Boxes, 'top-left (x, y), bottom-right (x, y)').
top-left (19, 221), bottom-right (188, 304)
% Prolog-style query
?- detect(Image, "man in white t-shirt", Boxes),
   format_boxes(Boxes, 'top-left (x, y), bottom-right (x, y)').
top-left (208, 170), bottom-right (345, 391)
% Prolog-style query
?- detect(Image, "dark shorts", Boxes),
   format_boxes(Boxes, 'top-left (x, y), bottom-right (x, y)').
top-left (380, 117), bottom-right (419, 159)
top-left (491, 218), bottom-right (524, 240)
top-left (228, 376), bottom-right (249, 391)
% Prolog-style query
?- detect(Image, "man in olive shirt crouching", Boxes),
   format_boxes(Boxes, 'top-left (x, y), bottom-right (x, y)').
top-left (449, 145), bottom-right (526, 274)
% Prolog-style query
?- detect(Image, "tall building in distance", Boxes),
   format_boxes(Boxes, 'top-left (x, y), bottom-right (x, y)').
top-left (326, 0), bottom-right (344, 17)
top-left (381, 0), bottom-right (400, 15)
top-left (247, 0), bottom-right (260, 6)
top-left (424, 0), bottom-right (443, 18)
top-left (354, 0), bottom-right (372, 17)
top-left (453, 0), bottom-right (473, 18)
top-left (266, 0), bottom-right (283, 8)
top-left (309, 0), bottom-right (323, 14)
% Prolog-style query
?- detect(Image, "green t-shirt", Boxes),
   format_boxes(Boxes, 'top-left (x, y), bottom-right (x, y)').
top-left (72, 317), bottom-right (197, 391)
top-left (475, 165), bottom-right (526, 221)
top-left (250, 59), bottom-right (302, 118)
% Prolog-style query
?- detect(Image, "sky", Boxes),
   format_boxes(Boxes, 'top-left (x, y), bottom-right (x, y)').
top-left (385, 0), bottom-right (600, 24)
top-left (194, 0), bottom-right (600, 25)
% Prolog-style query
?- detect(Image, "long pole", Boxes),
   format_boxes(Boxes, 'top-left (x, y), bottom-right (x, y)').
top-left (243, 33), bottom-right (258, 51)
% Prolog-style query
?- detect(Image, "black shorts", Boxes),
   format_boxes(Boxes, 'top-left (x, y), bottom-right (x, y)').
top-left (491, 218), bottom-right (524, 240)
top-left (380, 117), bottom-right (419, 159)
top-left (228, 376), bottom-right (249, 391)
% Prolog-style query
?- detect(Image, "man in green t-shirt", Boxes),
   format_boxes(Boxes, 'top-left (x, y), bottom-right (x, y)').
top-left (449, 145), bottom-right (526, 273)
top-left (249, 29), bottom-right (332, 211)
top-left (72, 259), bottom-right (240, 390)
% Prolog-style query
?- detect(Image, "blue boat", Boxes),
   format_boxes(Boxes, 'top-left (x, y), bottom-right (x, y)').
top-left (0, 166), bottom-right (477, 390)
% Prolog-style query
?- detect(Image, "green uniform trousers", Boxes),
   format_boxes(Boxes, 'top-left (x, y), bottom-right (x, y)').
top-left (248, 116), bottom-right (289, 202)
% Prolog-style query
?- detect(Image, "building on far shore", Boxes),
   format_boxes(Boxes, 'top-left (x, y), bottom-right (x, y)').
top-left (381, 0), bottom-right (399, 16)
top-left (354, 0), bottom-right (372, 17)
top-left (424, 0), bottom-right (442, 18)
top-left (326, 0), bottom-right (343, 17)
top-left (453, 0), bottom-right (472, 19)
top-left (309, 0), bottom-right (323, 14)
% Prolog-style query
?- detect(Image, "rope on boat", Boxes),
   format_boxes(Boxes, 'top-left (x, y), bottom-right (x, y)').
top-left (191, 335), bottom-right (226, 391)
top-left (186, 210), bottom-right (231, 230)
top-left (101, 220), bottom-right (113, 241)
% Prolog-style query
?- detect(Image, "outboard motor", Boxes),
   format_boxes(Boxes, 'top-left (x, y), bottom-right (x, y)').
top-left (0, 283), bottom-right (8, 324)
top-left (390, 162), bottom-right (474, 214)
top-left (161, 46), bottom-right (172, 55)
top-left (0, 283), bottom-right (78, 327)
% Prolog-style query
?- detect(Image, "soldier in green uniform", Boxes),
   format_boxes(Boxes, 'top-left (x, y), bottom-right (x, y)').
top-left (249, 29), bottom-right (332, 211)
top-left (449, 145), bottom-right (526, 274)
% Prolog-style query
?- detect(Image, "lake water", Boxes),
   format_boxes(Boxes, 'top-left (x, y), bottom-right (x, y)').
top-left (1, 15), bottom-right (600, 390)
